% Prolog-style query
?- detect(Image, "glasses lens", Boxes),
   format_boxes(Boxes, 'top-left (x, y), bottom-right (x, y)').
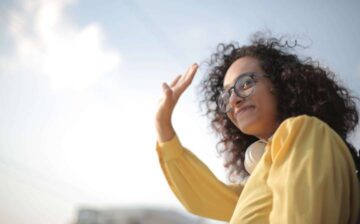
top-left (234, 75), bottom-right (256, 98)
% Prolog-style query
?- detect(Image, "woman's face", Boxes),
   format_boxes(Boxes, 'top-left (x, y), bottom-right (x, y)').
top-left (223, 56), bottom-right (279, 140)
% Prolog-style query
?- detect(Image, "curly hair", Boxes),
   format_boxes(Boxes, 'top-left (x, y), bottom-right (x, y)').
top-left (199, 33), bottom-right (360, 183)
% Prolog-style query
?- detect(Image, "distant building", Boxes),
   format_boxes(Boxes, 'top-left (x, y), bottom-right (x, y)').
top-left (76, 207), bottom-right (208, 224)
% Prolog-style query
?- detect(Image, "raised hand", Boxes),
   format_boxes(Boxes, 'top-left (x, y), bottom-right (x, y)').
top-left (155, 63), bottom-right (198, 142)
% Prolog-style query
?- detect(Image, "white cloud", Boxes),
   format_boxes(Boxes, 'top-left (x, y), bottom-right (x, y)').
top-left (5, 0), bottom-right (121, 92)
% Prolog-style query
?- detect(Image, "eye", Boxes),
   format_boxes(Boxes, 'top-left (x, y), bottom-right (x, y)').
top-left (237, 77), bottom-right (255, 90)
top-left (242, 79), bottom-right (253, 89)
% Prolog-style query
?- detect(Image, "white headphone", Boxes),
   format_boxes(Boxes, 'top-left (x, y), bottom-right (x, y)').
top-left (244, 140), bottom-right (267, 174)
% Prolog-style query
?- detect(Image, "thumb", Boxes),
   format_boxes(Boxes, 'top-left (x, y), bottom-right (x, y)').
top-left (162, 82), bottom-right (174, 103)
top-left (162, 82), bottom-right (172, 95)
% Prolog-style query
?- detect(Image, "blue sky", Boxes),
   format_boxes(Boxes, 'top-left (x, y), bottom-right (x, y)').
top-left (0, 0), bottom-right (360, 223)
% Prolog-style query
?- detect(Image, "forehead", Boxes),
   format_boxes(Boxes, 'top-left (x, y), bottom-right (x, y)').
top-left (223, 57), bottom-right (263, 88)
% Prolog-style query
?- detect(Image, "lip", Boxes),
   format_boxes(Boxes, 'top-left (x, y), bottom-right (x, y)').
top-left (234, 105), bottom-right (255, 117)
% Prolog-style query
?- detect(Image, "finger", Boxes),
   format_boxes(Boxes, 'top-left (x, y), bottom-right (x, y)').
top-left (186, 63), bottom-right (198, 82)
top-left (177, 63), bottom-right (198, 92)
top-left (162, 82), bottom-right (170, 91)
top-left (162, 82), bottom-right (172, 97)
top-left (180, 63), bottom-right (198, 83)
top-left (161, 82), bottom-right (177, 109)
top-left (170, 75), bottom-right (182, 87)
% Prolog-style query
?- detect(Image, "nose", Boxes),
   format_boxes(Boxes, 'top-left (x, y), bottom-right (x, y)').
top-left (228, 89), bottom-right (243, 111)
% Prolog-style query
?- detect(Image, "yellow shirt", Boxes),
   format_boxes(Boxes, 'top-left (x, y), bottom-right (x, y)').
top-left (156, 115), bottom-right (360, 223)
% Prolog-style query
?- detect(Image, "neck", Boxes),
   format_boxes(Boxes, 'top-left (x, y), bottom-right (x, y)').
top-left (256, 121), bottom-right (280, 142)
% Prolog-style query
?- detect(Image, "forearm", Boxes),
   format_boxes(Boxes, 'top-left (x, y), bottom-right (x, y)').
top-left (156, 136), bottom-right (241, 221)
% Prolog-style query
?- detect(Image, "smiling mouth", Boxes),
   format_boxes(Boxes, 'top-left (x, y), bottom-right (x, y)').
top-left (235, 105), bottom-right (255, 117)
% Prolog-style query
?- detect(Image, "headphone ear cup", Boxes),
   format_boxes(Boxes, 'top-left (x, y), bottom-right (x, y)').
top-left (244, 140), bottom-right (266, 174)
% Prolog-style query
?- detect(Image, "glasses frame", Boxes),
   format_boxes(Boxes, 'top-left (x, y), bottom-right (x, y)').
top-left (217, 72), bottom-right (271, 113)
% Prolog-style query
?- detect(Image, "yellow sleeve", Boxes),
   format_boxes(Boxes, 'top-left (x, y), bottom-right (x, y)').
top-left (268, 115), bottom-right (360, 223)
top-left (156, 135), bottom-right (242, 221)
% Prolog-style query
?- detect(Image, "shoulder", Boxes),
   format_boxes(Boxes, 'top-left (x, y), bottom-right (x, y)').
top-left (280, 114), bottom-right (328, 128)
top-left (273, 115), bottom-right (335, 139)
top-left (270, 115), bottom-right (347, 156)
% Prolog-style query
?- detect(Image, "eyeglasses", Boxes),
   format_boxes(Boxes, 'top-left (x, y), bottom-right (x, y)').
top-left (217, 72), bottom-right (270, 113)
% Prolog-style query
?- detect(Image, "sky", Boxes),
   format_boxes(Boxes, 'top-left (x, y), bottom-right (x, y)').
top-left (0, 0), bottom-right (360, 223)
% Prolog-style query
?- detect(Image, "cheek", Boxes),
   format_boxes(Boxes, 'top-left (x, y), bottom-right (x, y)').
top-left (258, 94), bottom-right (278, 117)
top-left (255, 82), bottom-right (277, 108)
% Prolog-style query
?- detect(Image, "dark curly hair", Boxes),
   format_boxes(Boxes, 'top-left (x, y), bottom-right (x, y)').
top-left (199, 33), bottom-right (360, 183)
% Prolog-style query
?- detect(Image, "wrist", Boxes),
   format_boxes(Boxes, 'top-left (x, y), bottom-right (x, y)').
top-left (156, 126), bottom-right (175, 143)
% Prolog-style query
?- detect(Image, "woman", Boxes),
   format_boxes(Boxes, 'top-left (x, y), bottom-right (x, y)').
top-left (155, 34), bottom-right (360, 223)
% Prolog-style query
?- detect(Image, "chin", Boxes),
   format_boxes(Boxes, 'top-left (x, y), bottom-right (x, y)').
top-left (229, 109), bottom-right (263, 136)
top-left (236, 118), bottom-right (259, 136)
top-left (238, 125), bottom-right (256, 137)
